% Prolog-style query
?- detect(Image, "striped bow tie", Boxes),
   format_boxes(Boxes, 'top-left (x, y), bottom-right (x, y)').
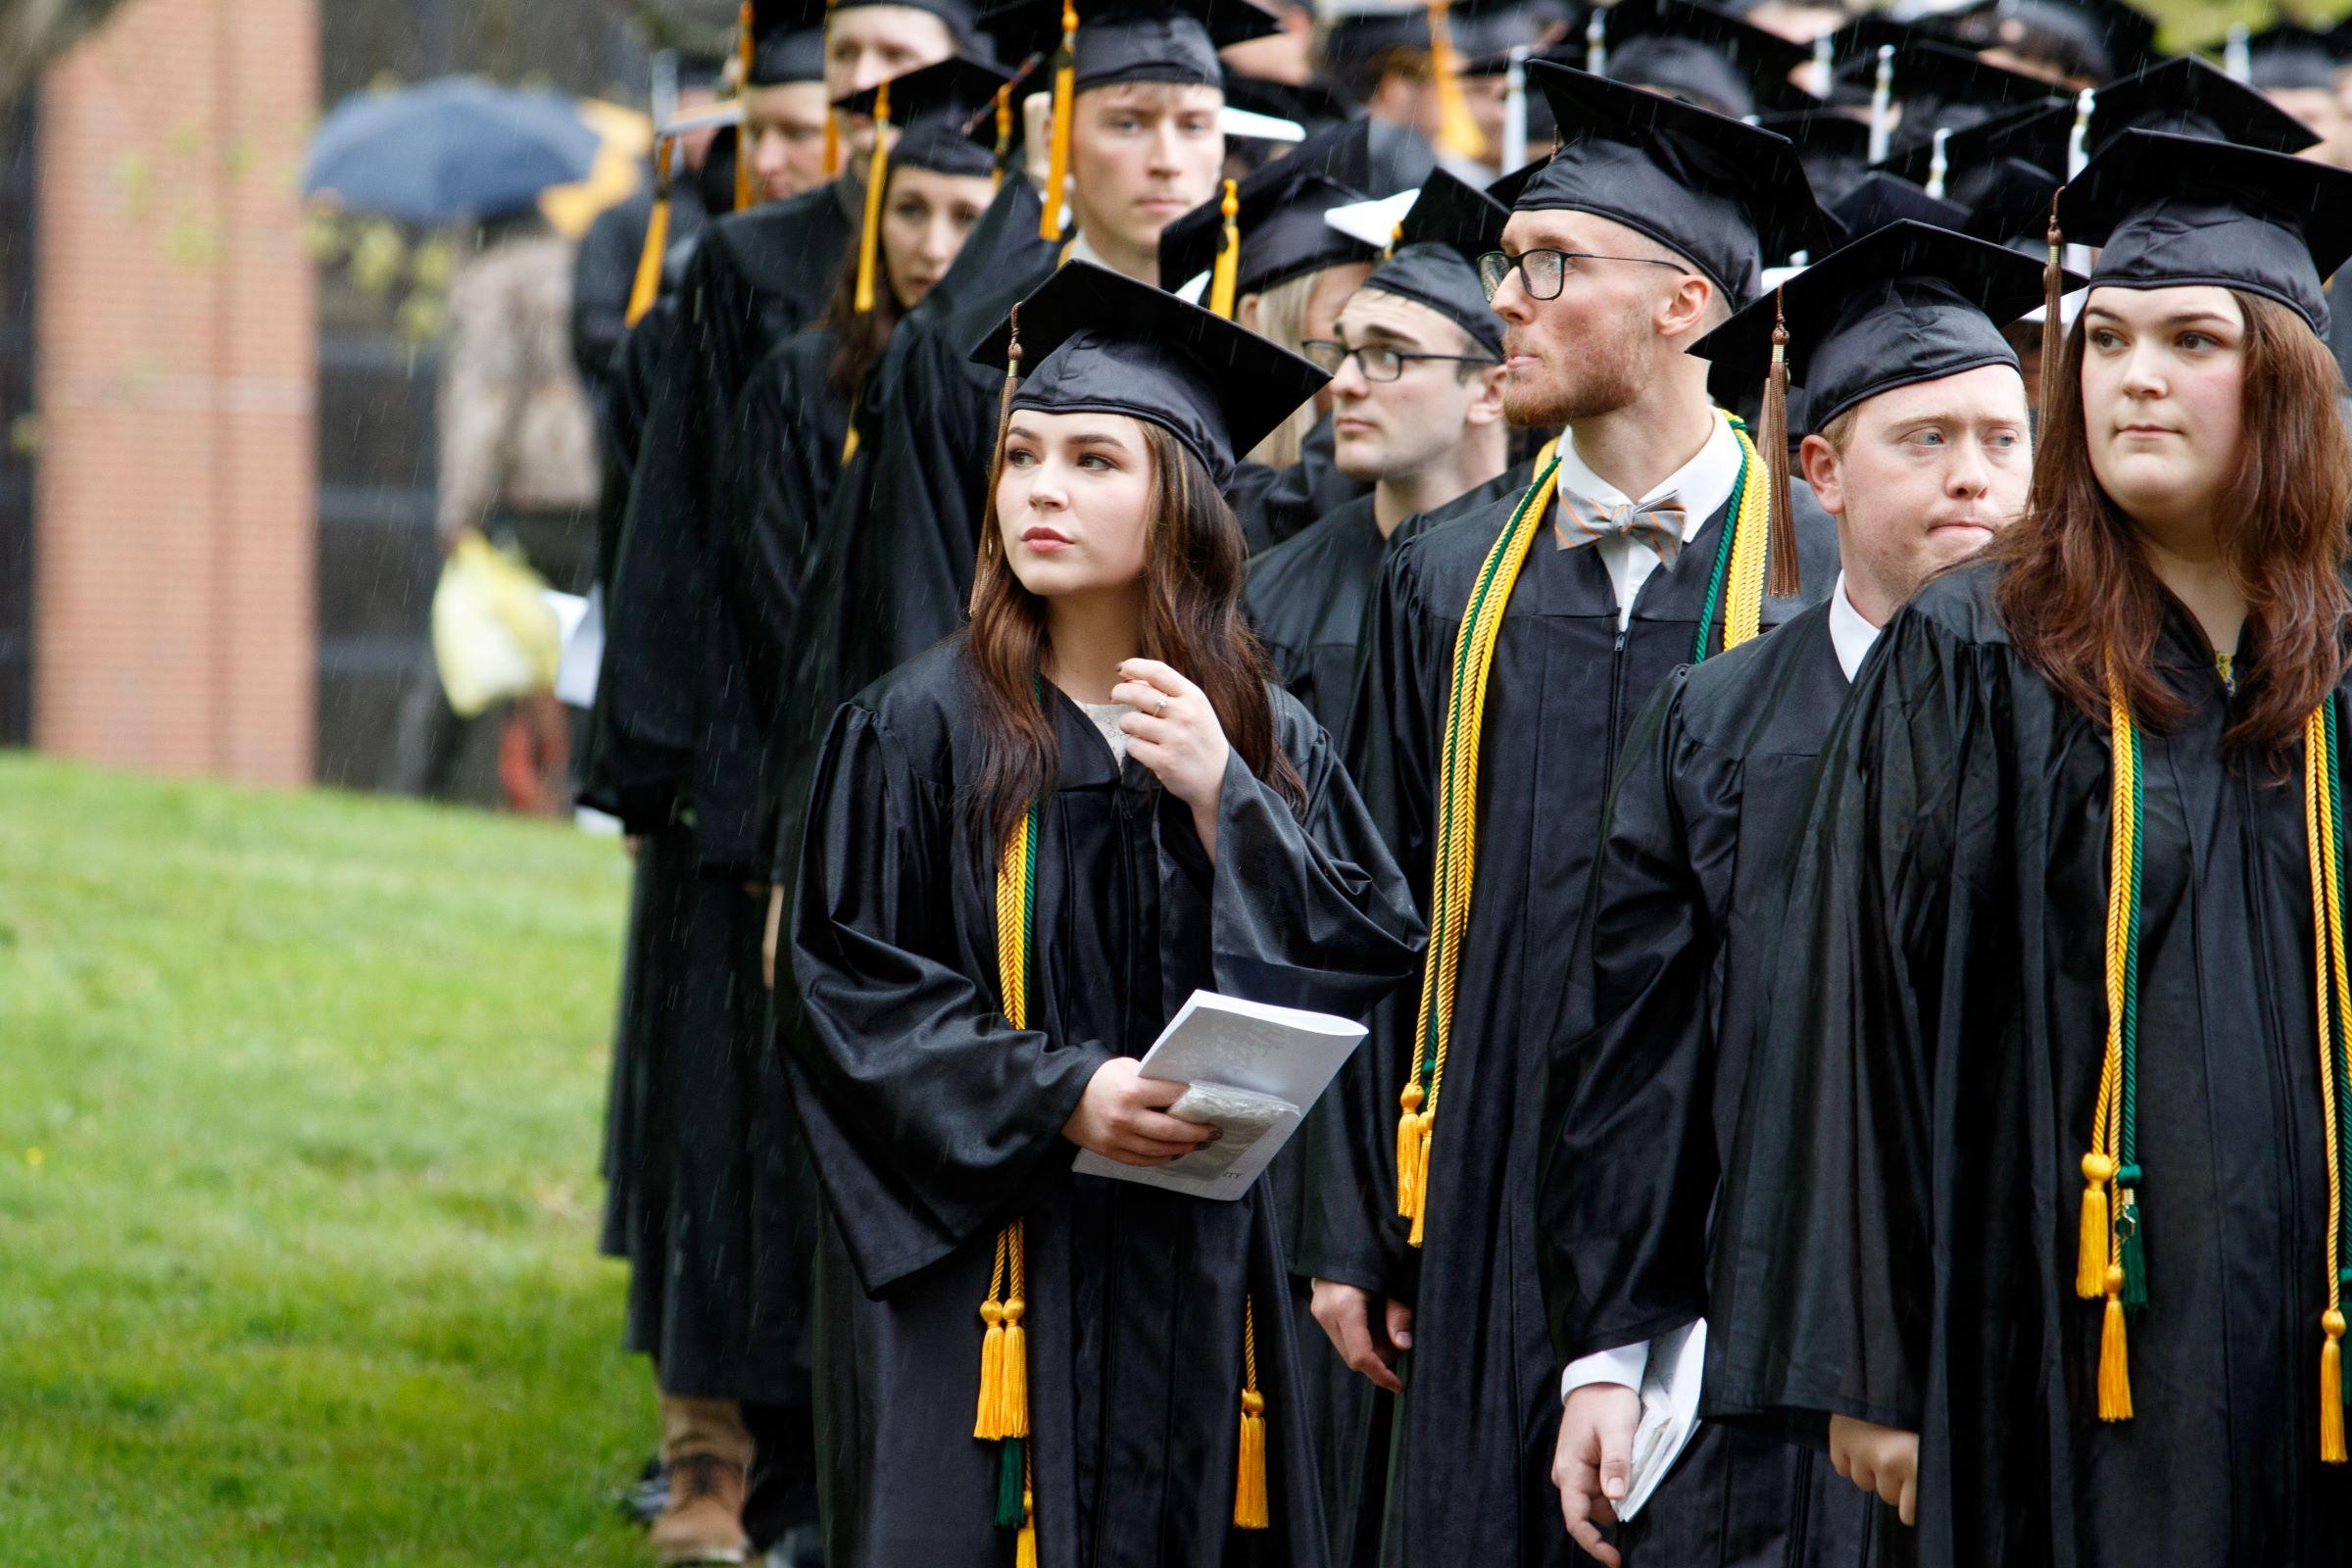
top-left (1553, 491), bottom-right (1688, 566)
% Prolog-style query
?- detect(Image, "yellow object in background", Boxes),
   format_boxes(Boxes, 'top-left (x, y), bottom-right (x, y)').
top-left (431, 532), bottom-right (561, 717)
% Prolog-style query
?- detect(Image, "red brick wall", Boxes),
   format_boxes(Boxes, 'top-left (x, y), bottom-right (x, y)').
top-left (33, 0), bottom-right (319, 784)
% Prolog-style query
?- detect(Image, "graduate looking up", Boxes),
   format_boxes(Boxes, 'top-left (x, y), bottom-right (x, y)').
top-left (1246, 171), bottom-right (1511, 734)
top-left (1541, 218), bottom-right (2051, 1568)
top-left (1708, 130), bottom-right (2352, 1563)
top-left (786, 260), bottom-right (1424, 1567)
top-left (1298, 61), bottom-right (1838, 1568)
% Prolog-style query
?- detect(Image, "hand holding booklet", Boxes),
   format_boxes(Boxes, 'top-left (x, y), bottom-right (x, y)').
top-left (1070, 990), bottom-right (1367, 1200)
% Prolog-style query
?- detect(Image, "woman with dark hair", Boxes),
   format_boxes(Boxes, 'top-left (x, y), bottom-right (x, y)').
top-left (1708, 130), bottom-right (2352, 1564)
top-left (786, 261), bottom-right (1423, 1567)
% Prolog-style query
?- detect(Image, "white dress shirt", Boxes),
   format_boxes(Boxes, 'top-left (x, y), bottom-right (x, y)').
top-left (1550, 411), bottom-right (1745, 630)
top-left (1559, 570), bottom-right (1886, 1406)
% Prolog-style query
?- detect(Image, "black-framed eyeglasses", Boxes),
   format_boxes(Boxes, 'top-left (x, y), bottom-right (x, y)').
top-left (1476, 247), bottom-right (1689, 303)
top-left (1301, 339), bottom-right (1500, 381)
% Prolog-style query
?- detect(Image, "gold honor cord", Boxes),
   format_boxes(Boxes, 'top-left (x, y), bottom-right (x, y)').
top-left (1396, 423), bottom-right (1774, 1245)
top-left (2083, 671), bottom-right (2351, 1460)
top-left (982, 790), bottom-right (1275, 1556)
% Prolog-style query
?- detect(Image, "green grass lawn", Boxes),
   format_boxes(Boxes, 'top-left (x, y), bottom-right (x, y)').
top-left (0, 754), bottom-right (658, 1566)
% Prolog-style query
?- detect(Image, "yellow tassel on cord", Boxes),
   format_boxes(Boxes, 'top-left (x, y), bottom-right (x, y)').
top-left (1015, 1492), bottom-right (1039, 1568)
top-left (1039, 0), bottom-right (1078, 240)
top-left (974, 1298), bottom-right (1007, 1439)
top-left (1426, 0), bottom-right (1488, 162)
top-left (1394, 1080), bottom-right (1425, 1220)
top-left (993, 82), bottom-right (1014, 192)
top-left (2077, 1152), bottom-right (2115, 1300)
top-left (2325, 1310), bottom-right (2347, 1463)
top-left (624, 140), bottom-right (674, 327)
top-left (853, 82), bottom-right (891, 313)
top-left (735, 1), bottom-right (757, 212)
top-left (1235, 1391), bottom-right (1269, 1529)
top-left (2097, 1266), bottom-right (2132, 1421)
top-left (823, 110), bottom-right (841, 177)
top-left (1000, 1293), bottom-right (1030, 1438)
top-left (1206, 178), bottom-right (1241, 318)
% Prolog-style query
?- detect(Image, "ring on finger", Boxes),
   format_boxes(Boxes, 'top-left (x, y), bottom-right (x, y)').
top-left (1152, 692), bottom-right (1171, 716)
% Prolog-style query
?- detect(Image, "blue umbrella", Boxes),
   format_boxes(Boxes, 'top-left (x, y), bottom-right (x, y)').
top-left (303, 75), bottom-right (605, 223)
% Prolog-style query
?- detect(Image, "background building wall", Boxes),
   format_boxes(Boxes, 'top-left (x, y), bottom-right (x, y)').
top-left (33, 0), bottom-right (320, 784)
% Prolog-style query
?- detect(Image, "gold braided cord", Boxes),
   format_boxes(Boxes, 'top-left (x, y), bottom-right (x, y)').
top-left (977, 809), bottom-right (1033, 1444)
top-left (2308, 709), bottom-right (2349, 1461)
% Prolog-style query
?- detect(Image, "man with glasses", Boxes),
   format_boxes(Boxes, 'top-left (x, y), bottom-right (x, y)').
top-left (1245, 172), bottom-right (1512, 737)
top-left (1298, 64), bottom-right (1838, 1568)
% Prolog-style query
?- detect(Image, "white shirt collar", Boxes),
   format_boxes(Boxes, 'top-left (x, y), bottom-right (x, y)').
top-left (1550, 409), bottom-right (1743, 545)
top-left (1828, 570), bottom-right (1882, 684)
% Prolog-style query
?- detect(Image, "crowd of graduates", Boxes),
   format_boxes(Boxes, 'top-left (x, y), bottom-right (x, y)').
top-left (562, 0), bottom-right (2352, 1562)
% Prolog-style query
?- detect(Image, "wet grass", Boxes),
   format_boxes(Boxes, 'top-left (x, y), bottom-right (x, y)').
top-left (0, 755), bottom-right (654, 1566)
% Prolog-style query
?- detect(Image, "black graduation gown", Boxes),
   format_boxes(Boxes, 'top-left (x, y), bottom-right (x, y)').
top-left (788, 635), bottom-right (1426, 1568)
top-left (1708, 563), bottom-right (2352, 1566)
top-left (571, 178), bottom-right (709, 402)
top-left (1538, 603), bottom-right (1886, 1567)
top-left (1297, 463), bottom-right (1838, 1568)
top-left (1229, 416), bottom-right (1370, 553)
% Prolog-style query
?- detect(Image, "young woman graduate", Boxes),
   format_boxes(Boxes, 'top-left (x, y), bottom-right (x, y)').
top-left (1708, 128), bottom-right (2352, 1565)
top-left (786, 260), bottom-right (1426, 1566)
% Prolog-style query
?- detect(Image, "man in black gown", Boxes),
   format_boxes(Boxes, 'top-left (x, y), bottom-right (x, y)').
top-left (1539, 219), bottom-right (2049, 1567)
top-left (1297, 65), bottom-right (1838, 1568)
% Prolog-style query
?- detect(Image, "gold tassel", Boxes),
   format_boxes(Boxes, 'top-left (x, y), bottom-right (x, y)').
top-left (1014, 1490), bottom-right (1039, 1568)
top-left (1207, 178), bottom-right (1241, 318)
top-left (1038, 0), bottom-right (1079, 241)
top-left (2097, 1266), bottom-right (2132, 1421)
top-left (2077, 1152), bottom-right (2115, 1300)
top-left (823, 110), bottom-right (841, 178)
top-left (993, 81), bottom-right (1014, 193)
top-left (2325, 1310), bottom-right (2347, 1464)
top-left (1395, 1080), bottom-right (1425, 1221)
top-left (1761, 289), bottom-right (1799, 602)
top-left (1000, 1294), bottom-right (1030, 1438)
top-left (853, 82), bottom-right (892, 313)
top-left (2039, 192), bottom-right (2065, 421)
top-left (735, 1), bottom-right (757, 212)
top-left (974, 1298), bottom-right (1007, 1439)
top-left (1405, 1116), bottom-right (1433, 1247)
top-left (1426, 0), bottom-right (1487, 162)
top-left (624, 139), bottom-right (674, 327)
top-left (1234, 1391), bottom-right (1269, 1529)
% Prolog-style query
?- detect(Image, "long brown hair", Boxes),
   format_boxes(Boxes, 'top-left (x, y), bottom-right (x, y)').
top-left (1990, 290), bottom-right (2352, 755)
top-left (964, 419), bottom-right (1307, 849)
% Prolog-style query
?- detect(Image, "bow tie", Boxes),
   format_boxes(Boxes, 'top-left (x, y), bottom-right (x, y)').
top-left (1553, 490), bottom-right (1689, 567)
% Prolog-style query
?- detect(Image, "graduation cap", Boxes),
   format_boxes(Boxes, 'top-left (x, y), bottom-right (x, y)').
top-left (2227, 23), bottom-right (2344, 93)
top-left (1315, 0), bottom-right (1544, 160)
top-left (2056, 126), bottom-right (2352, 335)
top-left (1515, 60), bottom-right (1837, 302)
top-left (627, 102), bottom-right (750, 326)
top-left (969, 259), bottom-right (1332, 483)
top-left (1826, 169), bottom-right (1968, 240)
top-left (2083, 54), bottom-right (2320, 158)
top-left (834, 56), bottom-right (1019, 311)
top-left (1351, 170), bottom-right (1509, 352)
top-left (1158, 119), bottom-right (1389, 314)
top-left (1831, 38), bottom-right (2058, 154)
top-left (1873, 96), bottom-right (2070, 192)
top-left (1589, 0), bottom-right (1819, 118)
top-left (1756, 106), bottom-right (1876, 207)
top-left (1939, 0), bottom-right (2160, 84)
top-left (1959, 153), bottom-right (2064, 247)
top-left (760, 0), bottom-right (986, 47)
top-left (982, 0), bottom-right (1281, 237)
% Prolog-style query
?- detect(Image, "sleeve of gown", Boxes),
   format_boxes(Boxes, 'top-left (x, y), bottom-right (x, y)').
top-left (788, 703), bottom-right (1113, 1297)
top-left (1706, 607), bottom-right (1971, 1434)
top-left (1162, 710), bottom-right (1426, 1023)
top-left (1538, 668), bottom-right (1738, 1364)
top-left (1295, 552), bottom-right (1442, 1301)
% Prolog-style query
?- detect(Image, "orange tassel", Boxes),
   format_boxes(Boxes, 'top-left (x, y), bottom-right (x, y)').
top-left (1038, 0), bottom-right (1078, 241)
top-left (1395, 1080), bottom-right (1425, 1221)
top-left (1762, 292), bottom-right (1800, 601)
top-left (1014, 1489), bottom-right (1038, 1568)
top-left (2097, 1267), bottom-right (2132, 1421)
top-left (2039, 193), bottom-right (2065, 420)
top-left (853, 82), bottom-right (891, 313)
top-left (1426, 0), bottom-right (1487, 162)
top-left (1405, 1117), bottom-right (1433, 1247)
top-left (1206, 178), bottom-right (1241, 318)
top-left (2077, 1152), bottom-right (2115, 1300)
top-left (735, 1), bottom-right (757, 212)
top-left (974, 1298), bottom-right (1007, 1439)
top-left (1234, 1389), bottom-right (1269, 1529)
top-left (2324, 1310), bottom-right (2347, 1464)
top-left (625, 140), bottom-right (674, 327)
top-left (1000, 1295), bottom-right (1030, 1439)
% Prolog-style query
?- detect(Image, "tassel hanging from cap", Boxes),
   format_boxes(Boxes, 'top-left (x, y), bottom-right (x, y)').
top-left (853, 80), bottom-right (892, 313)
top-left (1207, 179), bottom-right (1241, 318)
top-left (735, 1), bottom-right (757, 211)
top-left (2041, 193), bottom-right (2067, 420)
top-left (625, 138), bottom-right (674, 327)
top-left (1425, 0), bottom-right (1487, 163)
top-left (1234, 1297), bottom-right (1269, 1529)
top-left (1039, 0), bottom-right (1079, 241)
top-left (993, 81), bottom-right (1015, 192)
top-left (1761, 290), bottom-right (1799, 602)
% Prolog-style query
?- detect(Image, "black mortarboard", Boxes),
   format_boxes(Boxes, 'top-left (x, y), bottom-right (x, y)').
top-left (2239, 24), bottom-right (2347, 93)
top-left (1830, 38), bottom-right (2057, 136)
top-left (1589, 0), bottom-right (1817, 117)
top-left (1691, 219), bottom-right (2055, 429)
top-left (674, 50), bottom-right (732, 92)
top-left (1218, 68), bottom-right (1358, 135)
top-left (835, 54), bottom-right (1015, 178)
top-left (1353, 171), bottom-right (1508, 352)
top-left (2084, 54), bottom-right (2319, 158)
top-left (1158, 118), bottom-right (1396, 301)
top-left (970, 260), bottom-right (1332, 483)
top-left (983, 0), bottom-right (1277, 92)
top-left (1756, 107), bottom-right (1875, 207)
top-left (1941, 0), bottom-right (2159, 83)
top-left (751, 27), bottom-right (828, 84)
top-left (1318, 0), bottom-right (1553, 75)
top-left (2058, 126), bottom-right (2352, 334)
top-left (1516, 60), bottom-right (1836, 301)
top-left (1960, 154), bottom-right (2063, 248)
top-left (1827, 170), bottom-right (1968, 240)
top-left (1873, 97), bottom-right (2070, 190)
top-left (761, 0), bottom-right (986, 45)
